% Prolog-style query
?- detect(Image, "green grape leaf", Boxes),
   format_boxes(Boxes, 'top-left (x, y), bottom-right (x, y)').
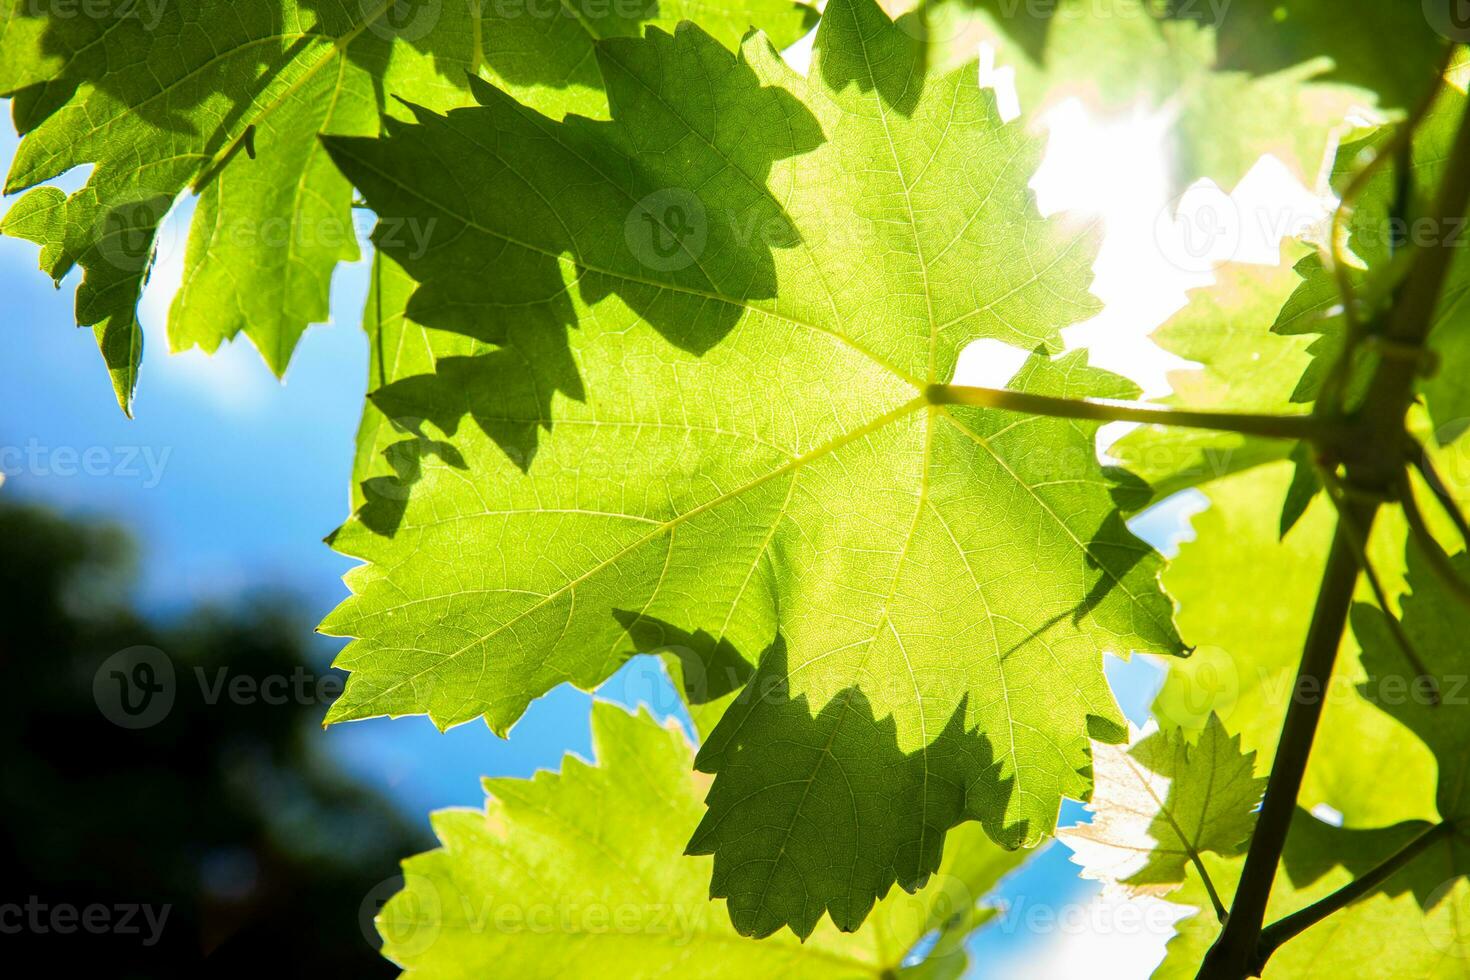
top-left (1110, 246), bottom-right (1318, 501)
top-left (0, 0), bottom-right (816, 412)
top-left (349, 253), bottom-right (477, 518)
top-left (350, 252), bottom-right (756, 740)
top-left (1184, 0), bottom-right (1449, 114)
top-left (322, 0), bottom-right (1182, 937)
top-left (1269, 251), bottom-right (1353, 406)
top-left (1150, 463), bottom-right (1438, 828)
top-left (1059, 713), bottom-right (1263, 896)
top-left (894, 0), bottom-right (1362, 195)
top-left (351, 260), bottom-right (756, 743)
top-left (1155, 810), bottom-right (1470, 979)
top-left (1278, 440), bottom-right (1321, 538)
top-left (377, 701), bottom-right (1028, 979)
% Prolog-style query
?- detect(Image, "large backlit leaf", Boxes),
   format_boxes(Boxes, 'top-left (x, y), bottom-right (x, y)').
top-left (322, 0), bottom-right (1182, 937)
top-left (1188, 0), bottom-right (1449, 114)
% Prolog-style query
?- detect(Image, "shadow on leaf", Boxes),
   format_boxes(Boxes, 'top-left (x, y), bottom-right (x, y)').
top-left (686, 638), bottom-right (1033, 939)
top-left (330, 22), bottom-right (825, 530)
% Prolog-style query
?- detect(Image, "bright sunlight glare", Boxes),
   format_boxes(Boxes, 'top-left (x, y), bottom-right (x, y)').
top-left (1025, 98), bottom-right (1334, 401)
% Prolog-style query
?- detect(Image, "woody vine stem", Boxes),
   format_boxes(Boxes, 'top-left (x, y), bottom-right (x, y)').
top-left (1199, 65), bottom-right (1470, 980)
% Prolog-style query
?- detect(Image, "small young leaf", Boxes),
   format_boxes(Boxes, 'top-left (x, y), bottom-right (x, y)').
top-left (1060, 713), bottom-right (1263, 896)
top-left (1278, 442), bottom-right (1321, 539)
top-left (1271, 82), bottom-right (1470, 442)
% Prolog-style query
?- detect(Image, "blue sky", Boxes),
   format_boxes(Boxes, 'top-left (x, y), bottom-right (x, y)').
top-left (0, 119), bottom-right (599, 807)
top-left (0, 106), bottom-right (1198, 975)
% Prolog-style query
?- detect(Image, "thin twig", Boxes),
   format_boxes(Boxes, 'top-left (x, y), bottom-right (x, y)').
top-left (1406, 440), bottom-right (1470, 547)
top-left (1252, 820), bottom-right (1454, 972)
top-left (1190, 850), bottom-right (1229, 924)
top-left (1316, 466), bottom-right (1438, 700)
top-left (925, 385), bottom-right (1342, 442)
top-left (1399, 470), bottom-right (1470, 610)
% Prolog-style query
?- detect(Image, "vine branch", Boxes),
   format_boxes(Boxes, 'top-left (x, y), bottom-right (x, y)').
top-left (1196, 519), bottom-right (1367, 979)
top-left (1317, 44), bottom-right (1457, 414)
top-left (1197, 66), bottom-right (1470, 980)
top-left (925, 384), bottom-right (1341, 442)
top-left (1317, 466), bottom-right (1438, 697)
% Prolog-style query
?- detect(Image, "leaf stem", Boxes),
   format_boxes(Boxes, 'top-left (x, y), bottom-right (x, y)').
top-left (924, 385), bottom-right (1340, 442)
top-left (1190, 850), bottom-right (1229, 924)
top-left (1398, 469), bottom-right (1470, 610)
top-left (1316, 466), bottom-right (1438, 699)
top-left (1252, 820), bottom-right (1454, 972)
top-left (1406, 442), bottom-right (1470, 547)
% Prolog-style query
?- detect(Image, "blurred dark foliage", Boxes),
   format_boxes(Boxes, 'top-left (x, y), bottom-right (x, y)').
top-left (0, 502), bottom-right (428, 976)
